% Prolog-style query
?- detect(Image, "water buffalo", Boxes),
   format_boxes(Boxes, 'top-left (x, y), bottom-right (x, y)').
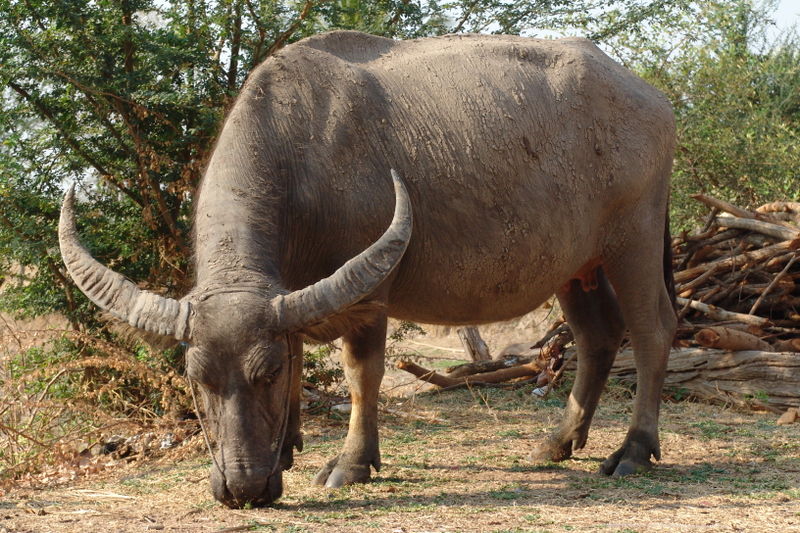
top-left (59, 30), bottom-right (677, 508)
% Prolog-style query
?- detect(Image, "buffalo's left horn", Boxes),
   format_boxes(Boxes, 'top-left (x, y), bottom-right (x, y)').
top-left (58, 187), bottom-right (192, 341)
top-left (271, 169), bottom-right (413, 332)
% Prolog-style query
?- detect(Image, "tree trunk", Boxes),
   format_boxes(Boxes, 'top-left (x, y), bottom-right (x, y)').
top-left (457, 327), bottom-right (491, 361)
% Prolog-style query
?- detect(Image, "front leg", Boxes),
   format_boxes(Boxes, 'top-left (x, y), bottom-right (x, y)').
top-left (313, 314), bottom-right (386, 488)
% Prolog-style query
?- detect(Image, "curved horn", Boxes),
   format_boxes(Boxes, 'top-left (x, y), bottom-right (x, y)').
top-left (271, 169), bottom-right (413, 331)
top-left (58, 187), bottom-right (192, 341)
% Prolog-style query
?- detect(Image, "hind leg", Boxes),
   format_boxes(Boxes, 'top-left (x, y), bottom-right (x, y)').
top-left (531, 268), bottom-right (625, 462)
top-left (600, 249), bottom-right (677, 476)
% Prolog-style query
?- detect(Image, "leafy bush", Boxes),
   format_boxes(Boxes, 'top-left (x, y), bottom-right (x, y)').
top-left (303, 343), bottom-right (345, 393)
top-left (585, 0), bottom-right (800, 229)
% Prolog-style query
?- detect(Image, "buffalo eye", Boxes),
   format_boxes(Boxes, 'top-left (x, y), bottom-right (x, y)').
top-left (185, 347), bottom-right (219, 391)
top-left (246, 344), bottom-right (285, 385)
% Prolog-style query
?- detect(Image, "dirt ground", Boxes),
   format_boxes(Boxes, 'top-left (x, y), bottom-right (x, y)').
top-left (2, 315), bottom-right (800, 532)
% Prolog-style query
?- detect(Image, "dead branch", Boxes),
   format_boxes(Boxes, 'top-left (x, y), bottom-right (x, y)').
top-left (396, 359), bottom-right (543, 388)
top-left (691, 193), bottom-right (761, 220)
top-left (677, 263), bottom-right (721, 295)
top-left (676, 298), bottom-right (772, 326)
top-left (533, 321), bottom-right (569, 349)
top-left (748, 254), bottom-right (799, 314)
top-left (715, 215), bottom-right (799, 241)
top-left (446, 354), bottom-right (534, 378)
top-left (674, 238), bottom-right (800, 284)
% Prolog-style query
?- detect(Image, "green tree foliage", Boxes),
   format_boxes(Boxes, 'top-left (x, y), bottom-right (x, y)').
top-left (581, 0), bottom-right (800, 228)
top-left (2, 0), bottom-right (797, 328)
top-left (0, 0), bottom-right (692, 331)
top-left (1, 0), bottom-right (230, 327)
top-left (6, 0), bottom-right (797, 475)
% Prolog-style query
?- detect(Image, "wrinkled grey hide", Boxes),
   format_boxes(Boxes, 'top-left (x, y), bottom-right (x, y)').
top-left (59, 31), bottom-right (677, 508)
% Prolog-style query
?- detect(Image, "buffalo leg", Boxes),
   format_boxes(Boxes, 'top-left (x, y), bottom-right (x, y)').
top-left (600, 248), bottom-right (677, 476)
top-left (531, 268), bottom-right (625, 462)
top-left (313, 314), bottom-right (387, 488)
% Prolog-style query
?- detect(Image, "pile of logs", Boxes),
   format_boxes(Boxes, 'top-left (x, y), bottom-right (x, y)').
top-left (396, 195), bottom-right (800, 415)
top-left (673, 194), bottom-right (800, 352)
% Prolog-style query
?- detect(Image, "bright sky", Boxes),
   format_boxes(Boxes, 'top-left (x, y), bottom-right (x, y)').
top-left (772, 0), bottom-right (800, 36)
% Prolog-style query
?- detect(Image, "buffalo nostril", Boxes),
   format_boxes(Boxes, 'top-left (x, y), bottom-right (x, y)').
top-left (211, 468), bottom-right (283, 508)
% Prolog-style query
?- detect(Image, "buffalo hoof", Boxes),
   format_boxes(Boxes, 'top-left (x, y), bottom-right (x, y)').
top-left (312, 455), bottom-right (373, 488)
top-left (600, 432), bottom-right (659, 477)
top-left (529, 436), bottom-right (573, 464)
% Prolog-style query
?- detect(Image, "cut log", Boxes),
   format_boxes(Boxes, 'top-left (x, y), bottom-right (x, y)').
top-left (608, 348), bottom-right (800, 412)
top-left (457, 327), bottom-right (491, 362)
top-left (773, 338), bottom-right (800, 352)
top-left (757, 201), bottom-right (800, 214)
top-left (776, 408), bottom-right (799, 425)
top-left (694, 326), bottom-right (773, 352)
top-left (760, 211), bottom-right (798, 223)
top-left (715, 215), bottom-right (800, 241)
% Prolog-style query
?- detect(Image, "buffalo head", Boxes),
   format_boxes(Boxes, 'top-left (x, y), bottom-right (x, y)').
top-left (57, 171), bottom-right (412, 507)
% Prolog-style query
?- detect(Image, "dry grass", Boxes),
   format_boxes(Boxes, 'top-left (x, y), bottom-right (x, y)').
top-left (2, 317), bottom-right (797, 531)
top-left (2, 384), bottom-right (799, 533)
top-left (0, 320), bottom-right (190, 482)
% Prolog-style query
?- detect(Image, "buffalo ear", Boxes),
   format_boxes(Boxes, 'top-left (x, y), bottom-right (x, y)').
top-left (299, 299), bottom-right (387, 343)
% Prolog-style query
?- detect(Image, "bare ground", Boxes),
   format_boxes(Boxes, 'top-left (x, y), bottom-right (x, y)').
top-left (2, 382), bottom-right (799, 532)
top-left (2, 315), bottom-right (799, 532)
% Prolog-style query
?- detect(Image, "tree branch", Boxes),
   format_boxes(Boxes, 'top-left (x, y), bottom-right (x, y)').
top-left (245, 0), bottom-right (267, 67)
top-left (263, 0), bottom-right (315, 60)
top-left (6, 80), bottom-right (142, 207)
top-left (227, 1), bottom-right (243, 90)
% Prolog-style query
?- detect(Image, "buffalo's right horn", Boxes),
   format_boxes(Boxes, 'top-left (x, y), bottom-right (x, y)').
top-left (271, 169), bottom-right (413, 332)
top-left (58, 187), bottom-right (192, 341)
